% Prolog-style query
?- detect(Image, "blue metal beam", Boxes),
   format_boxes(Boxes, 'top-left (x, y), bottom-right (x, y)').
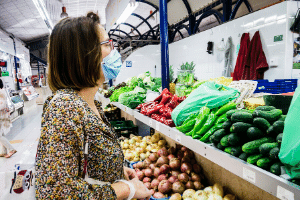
top-left (160, 0), bottom-right (169, 89)
top-left (30, 53), bottom-right (47, 65)
top-left (121, 23), bottom-right (142, 38)
top-left (181, 0), bottom-right (195, 35)
top-left (109, 29), bottom-right (132, 39)
top-left (193, 10), bottom-right (223, 34)
top-left (131, 13), bottom-right (156, 39)
top-left (230, 0), bottom-right (252, 20)
top-left (222, 0), bottom-right (232, 22)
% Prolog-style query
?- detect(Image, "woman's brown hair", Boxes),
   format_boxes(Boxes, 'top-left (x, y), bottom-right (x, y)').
top-left (48, 12), bottom-right (102, 92)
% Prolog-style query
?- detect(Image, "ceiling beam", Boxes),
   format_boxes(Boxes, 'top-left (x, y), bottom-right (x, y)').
top-left (131, 13), bottom-right (156, 39)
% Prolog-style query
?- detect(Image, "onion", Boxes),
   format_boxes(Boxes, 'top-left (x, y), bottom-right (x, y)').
top-left (185, 181), bottom-right (195, 189)
top-left (157, 147), bottom-right (168, 157)
top-left (156, 156), bottom-right (169, 167)
top-left (184, 149), bottom-right (194, 158)
top-left (158, 174), bottom-right (168, 182)
top-left (172, 181), bottom-right (185, 194)
top-left (168, 146), bottom-right (176, 155)
top-left (144, 182), bottom-right (151, 189)
top-left (153, 192), bottom-right (165, 198)
top-left (168, 175), bottom-right (178, 184)
top-left (176, 144), bottom-right (183, 150)
top-left (178, 173), bottom-right (189, 183)
top-left (151, 178), bottom-right (160, 190)
top-left (142, 169), bottom-right (146, 174)
top-left (190, 159), bottom-right (196, 165)
top-left (158, 180), bottom-right (172, 193)
top-left (137, 171), bottom-right (144, 181)
top-left (143, 158), bottom-right (151, 167)
top-left (168, 154), bottom-right (175, 160)
top-left (177, 150), bottom-right (184, 160)
top-left (149, 152), bottom-right (159, 162)
top-left (132, 163), bottom-right (137, 168)
top-left (143, 177), bottom-right (151, 183)
top-left (149, 163), bottom-right (156, 170)
top-left (194, 181), bottom-right (204, 190)
top-left (181, 146), bottom-right (188, 152)
top-left (160, 164), bottom-right (170, 174)
top-left (136, 162), bottom-right (143, 169)
top-left (181, 163), bottom-right (192, 174)
top-left (170, 158), bottom-right (181, 170)
top-left (193, 164), bottom-right (201, 174)
top-left (150, 189), bottom-right (155, 195)
top-left (191, 173), bottom-right (201, 182)
top-left (171, 170), bottom-right (181, 177)
top-left (153, 167), bottom-right (161, 177)
top-left (181, 156), bottom-right (191, 163)
top-left (170, 193), bottom-right (182, 200)
top-left (144, 168), bottom-right (153, 177)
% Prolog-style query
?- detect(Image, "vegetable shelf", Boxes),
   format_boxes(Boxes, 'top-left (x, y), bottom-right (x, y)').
top-left (99, 95), bottom-right (300, 200)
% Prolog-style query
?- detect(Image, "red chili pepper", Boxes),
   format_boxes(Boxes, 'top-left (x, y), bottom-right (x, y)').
top-left (164, 119), bottom-right (175, 127)
top-left (159, 106), bottom-right (165, 114)
top-left (151, 114), bottom-right (160, 120)
top-left (166, 95), bottom-right (179, 109)
top-left (146, 104), bottom-right (164, 116)
top-left (160, 93), bottom-right (171, 105)
top-left (136, 102), bottom-right (153, 110)
top-left (164, 107), bottom-right (173, 119)
top-left (154, 88), bottom-right (170, 102)
top-left (159, 116), bottom-right (167, 123)
top-left (178, 96), bottom-right (187, 103)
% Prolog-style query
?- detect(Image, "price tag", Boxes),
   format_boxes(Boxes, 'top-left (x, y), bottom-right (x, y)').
top-left (243, 168), bottom-right (256, 183)
top-left (149, 120), bottom-right (153, 126)
top-left (277, 186), bottom-right (294, 200)
top-left (175, 134), bottom-right (181, 143)
top-left (124, 107), bottom-right (127, 112)
top-left (156, 123), bottom-right (160, 131)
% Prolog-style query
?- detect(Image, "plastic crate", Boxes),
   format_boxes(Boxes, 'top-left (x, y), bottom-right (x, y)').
top-left (104, 108), bottom-right (121, 121)
top-left (254, 79), bottom-right (298, 94)
top-left (110, 120), bottom-right (138, 138)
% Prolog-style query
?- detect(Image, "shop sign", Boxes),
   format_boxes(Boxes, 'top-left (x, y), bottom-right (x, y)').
top-left (274, 35), bottom-right (283, 42)
top-left (126, 61), bottom-right (132, 67)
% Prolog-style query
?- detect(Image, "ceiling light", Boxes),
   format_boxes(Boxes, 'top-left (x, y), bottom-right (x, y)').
top-left (60, 6), bottom-right (68, 18)
top-left (31, 0), bottom-right (53, 33)
top-left (116, 1), bottom-right (139, 24)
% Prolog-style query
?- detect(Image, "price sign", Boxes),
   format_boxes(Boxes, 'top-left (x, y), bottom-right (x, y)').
top-left (243, 168), bottom-right (256, 183)
top-left (277, 186), bottom-right (294, 200)
top-left (175, 134), bottom-right (181, 143)
top-left (156, 123), bottom-right (160, 131)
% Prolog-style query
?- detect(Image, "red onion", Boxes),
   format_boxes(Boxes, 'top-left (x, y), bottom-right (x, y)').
top-left (168, 146), bottom-right (176, 155)
top-left (171, 170), bottom-right (181, 177)
top-left (176, 144), bottom-right (183, 150)
top-left (184, 149), bottom-right (194, 158)
top-left (149, 152), bottom-right (159, 162)
top-left (143, 158), bottom-right (151, 168)
top-left (194, 181), bottom-right (204, 190)
top-left (181, 156), bottom-right (191, 163)
top-left (160, 164), bottom-right (170, 174)
top-left (172, 181), bottom-right (185, 194)
top-left (133, 163), bottom-right (137, 168)
top-left (158, 180), bottom-right (172, 193)
top-left (177, 150), bottom-right (184, 160)
top-left (181, 146), bottom-right (188, 152)
top-left (181, 163), bottom-right (192, 174)
top-left (168, 154), bottom-right (175, 160)
top-left (158, 174), bottom-right (168, 182)
top-left (150, 189), bottom-right (155, 195)
top-left (142, 169), bottom-right (146, 174)
top-left (156, 156), bottom-right (169, 167)
top-left (191, 173), bottom-right (201, 182)
top-left (144, 168), bottom-right (153, 177)
top-left (169, 158), bottom-right (181, 170)
top-left (144, 182), bottom-right (151, 189)
top-left (153, 192), bottom-right (165, 198)
top-left (168, 175), bottom-right (178, 184)
top-left (193, 164), bottom-right (201, 174)
top-left (137, 171), bottom-right (144, 181)
top-left (136, 162), bottom-right (143, 169)
top-left (149, 163), bottom-right (156, 170)
top-left (191, 159), bottom-right (196, 165)
top-left (178, 173), bottom-right (189, 183)
top-left (151, 178), bottom-right (160, 189)
top-left (143, 177), bottom-right (151, 183)
top-left (153, 167), bottom-right (161, 177)
top-left (185, 181), bottom-right (195, 189)
top-left (157, 147), bottom-right (168, 157)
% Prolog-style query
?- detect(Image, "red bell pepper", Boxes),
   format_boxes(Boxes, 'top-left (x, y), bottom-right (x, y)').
top-left (164, 119), bottom-right (175, 127)
top-left (146, 104), bottom-right (164, 116)
top-left (154, 88), bottom-right (171, 102)
top-left (160, 93), bottom-right (171, 105)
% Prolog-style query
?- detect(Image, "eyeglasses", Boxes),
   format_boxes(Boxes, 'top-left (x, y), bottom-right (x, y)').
top-left (100, 39), bottom-right (114, 50)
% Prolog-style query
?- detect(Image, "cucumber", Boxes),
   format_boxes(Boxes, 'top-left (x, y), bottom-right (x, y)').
top-left (211, 129), bottom-right (227, 143)
top-left (224, 146), bottom-right (242, 157)
top-left (252, 109), bottom-right (282, 122)
top-left (257, 157), bottom-right (273, 169)
top-left (270, 162), bottom-right (283, 175)
top-left (220, 135), bottom-right (231, 147)
top-left (259, 143), bottom-right (278, 155)
top-left (228, 133), bottom-right (241, 146)
top-left (230, 122), bottom-right (252, 134)
top-left (231, 112), bottom-right (253, 123)
top-left (239, 152), bottom-right (249, 161)
top-left (222, 121), bottom-right (232, 131)
top-left (247, 154), bottom-right (263, 164)
top-left (247, 127), bottom-right (265, 140)
top-left (266, 125), bottom-right (277, 136)
top-left (269, 147), bottom-right (280, 160)
top-left (255, 106), bottom-right (276, 111)
top-left (242, 137), bottom-right (275, 154)
top-left (253, 117), bottom-right (271, 131)
top-left (278, 115), bottom-right (286, 122)
top-left (216, 143), bottom-right (225, 150)
top-left (276, 133), bottom-right (283, 144)
top-left (273, 121), bottom-right (284, 134)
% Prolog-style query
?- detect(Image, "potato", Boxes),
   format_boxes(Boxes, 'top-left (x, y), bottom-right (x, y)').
top-left (223, 194), bottom-right (236, 200)
top-left (212, 183), bottom-right (223, 197)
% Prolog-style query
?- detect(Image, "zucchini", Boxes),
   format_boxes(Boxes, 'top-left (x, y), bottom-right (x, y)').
top-left (239, 152), bottom-right (249, 161)
top-left (278, 115), bottom-right (286, 122)
top-left (220, 135), bottom-right (231, 147)
top-left (224, 146), bottom-right (242, 157)
top-left (270, 162), bottom-right (283, 175)
top-left (222, 121), bottom-right (232, 131)
top-left (216, 143), bottom-right (225, 150)
top-left (269, 147), bottom-right (280, 160)
top-left (276, 133), bottom-right (283, 144)
top-left (247, 154), bottom-right (263, 164)
top-left (230, 122), bottom-right (252, 134)
top-left (252, 109), bottom-right (282, 122)
top-left (257, 157), bottom-right (273, 169)
top-left (247, 127), bottom-right (264, 140)
top-left (228, 133), bottom-right (241, 146)
top-left (259, 143), bottom-right (278, 155)
top-left (255, 106), bottom-right (276, 111)
top-left (253, 117), bottom-right (271, 131)
top-left (211, 129), bottom-right (227, 143)
top-left (273, 121), bottom-right (284, 134)
top-left (231, 112), bottom-right (253, 123)
top-left (242, 137), bottom-right (275, 154)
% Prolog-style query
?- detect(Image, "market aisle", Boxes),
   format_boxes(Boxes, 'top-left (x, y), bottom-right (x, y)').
top-left (0, 105), bottom-right (43, 172)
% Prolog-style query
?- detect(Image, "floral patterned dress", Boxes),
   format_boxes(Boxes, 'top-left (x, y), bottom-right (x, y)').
top-left (35, 89), bottom-right (124, 199)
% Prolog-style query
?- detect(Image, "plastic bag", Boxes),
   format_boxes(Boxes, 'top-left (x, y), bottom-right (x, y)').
top-left (279, 87), bottom-right (300, 178)
top-left (171, 81), bottom-right (239, 126)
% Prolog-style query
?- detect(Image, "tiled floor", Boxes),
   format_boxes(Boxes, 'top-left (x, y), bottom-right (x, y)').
top-left (0, 105), bottom-right (43, 172)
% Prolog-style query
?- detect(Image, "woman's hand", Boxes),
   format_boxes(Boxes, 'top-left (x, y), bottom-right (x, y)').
top-left (129, 178), bottom-right (152, 200)
top-left (124, 166), bottom-right (137, 180)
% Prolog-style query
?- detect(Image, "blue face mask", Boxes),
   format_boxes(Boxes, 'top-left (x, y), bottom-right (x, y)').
top-left (101, 49), bottom-right (122, 80)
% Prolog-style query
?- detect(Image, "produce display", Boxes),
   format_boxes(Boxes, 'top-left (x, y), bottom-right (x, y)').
top-left (109, 86), bottom-right (134, 102)
top-left (103, 82), bottom-right (126, 98)
top-left (136, 88), bottom-right (186, 127)
top-left (126, 71), bottom-right (162, 92)
top-left (177, 62), bottom-right (196, 85)
top-left (118, 87), bottom-right (147, 109)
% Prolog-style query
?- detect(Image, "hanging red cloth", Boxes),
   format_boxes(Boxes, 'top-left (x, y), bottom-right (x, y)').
top-left (233, 33), bottom-right (250, 81)
top-left (242, 31), bottom-right (269, 80)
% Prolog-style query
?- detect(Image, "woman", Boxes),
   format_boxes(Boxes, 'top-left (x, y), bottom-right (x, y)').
top-left (0, 78), bottom-right (17, 158)
top-left (35, 12), bottom-right (152, 200)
